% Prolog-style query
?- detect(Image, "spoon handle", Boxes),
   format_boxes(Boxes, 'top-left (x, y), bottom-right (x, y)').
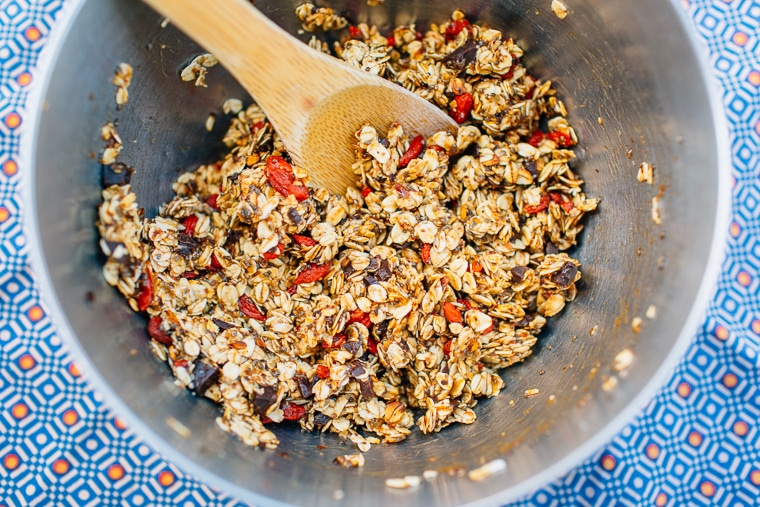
top-left (142, 0), bottom-right (360, 140)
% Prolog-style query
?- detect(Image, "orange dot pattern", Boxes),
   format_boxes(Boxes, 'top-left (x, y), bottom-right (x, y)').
top-left (27, 306), bottom-right (43, 322)
top-left (700, 480), bottom-right (717, 497)
top-left (688, 431), bottom-right (703, 447)
top-left (0, 207), bottom-right (9, 223)
top-left (600, 454), bottom-right (616, 471)
top-left (752, 320), bottom-right (760, 335)
top-left (714, 325), bottom-right (729, 341)
top-left (733, 420), bottom-right (749, 437)
top-left (113, 417), bottom-right (127, 430)
top-left (158, 470), bottom-right (175, 487)
top-left (52, 459), bottom-right (70, 475)
top-left (16, 72), bottom-right (32, 87)
top-left (24, 26), bottom-right (41, 42)
top-left (730, 222), bottom-right (741, 237)
top-left (62, 410), bottom-right (79, 426)
top-left (108, 463), bottom-right (125, 481)
top-left (11, 403), bottom-right (29, 420)
top-left (2, 160), bottom-right (17, 176)
top-left (750, 71), bottom-right (760, 86)
top-left (677, 382), bottom-right (692, 398)
top-left (750, 470), bottom-right (760, 486)
top-left (3, 113), bottom-right (21, 129)
top-left (67, 362), bottom-right (81, 378)
top-left (655, 492), bottom-right (668, 506)
top-left (646, 443), bottom-right (660, 460)
top-left (18, 354), bottom-right (36, 370)
top-left (722, 373), bottom-right (739, 389)
top-left (737, 271), bottom-right (752, 287)
top-left (3, 454), bottom-right (20, 471)
top-left (732, 31), bottom-right (749, 46)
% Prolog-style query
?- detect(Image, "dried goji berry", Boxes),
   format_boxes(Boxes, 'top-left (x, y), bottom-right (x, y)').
top-left (361, 186), bottom-right (373, 198)
top-left (261, 415), bottom-right (273, 424)
top-left (205, 194), bottom-right (220, 210)
top-left (209, 254), bottom-right (223, 272)
top-left (316, 364), bottom-right (330, 379)
top-left (292, 234), bottom-right (317, 247)
top-left (282, 401), bottom-right (306, 421)
top-left (367, 337), bottom-right (378, 355)
top-left (348, 309), bottom-right (372, 328)
top-left (394, 183), bottom-right (409, 198)
top-left (524, 194), bottom-right (550, 214)
top-left (147, 316), bottom-right (172, 345)
top-left (442, 302), bottom-right (463, 323)
top-left (252, 121), bottom-right (265, 132)
top-left (387, 36), bottom-right (395, 47)
top-left (324, 334), bottom-right (346, 349)
top-left (526, 85), bottom-right (536, 99)
top-left (445, 18), bottom-right (471, 40)
top-left (136, 266), bottom-right (153, 312)
top-left (265, 156), bottom-right (309, 202)
top-left (449, 93), bottom-right (474, 124)
top-left (181, 271), bottom-right (199, 279)
top-left (457, 298), bottom-right (476, 311)
top-left (399, 135), bottom-right (425, 168)
top-left (548, 131), bottom-right (574, 147)
top-left (429, 145), bottom-right (445, 153)
top-left (182, 215), bottom-right (199, 236)
top-left (470, 259), bottom-right (483, 273)
top-left (293, 262), bottom-right (330, 285)
top-left (262, 242), bottom-right (284, 260)
top-left (287, 285), bottom-right (298, 296)
top-left (483, 324), bottom-right (494, 334)
top-left (238, 294), bottom-right (266, 321)
top-left (420, 243), bottom-right (432, 263)
top-left (527, 131), bottom-right (545, 147)
top-left (443, 339), bottom-right (452, 356)
top-left (349, 25), bottom-right (362, 39)
top-left (174, 359), bottom-right (188, 368)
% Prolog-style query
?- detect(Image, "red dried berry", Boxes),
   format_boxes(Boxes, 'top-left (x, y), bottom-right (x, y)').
top-left (524, 194), bottom-right (550, 214)
top-left (449, 93), bottom-right (474, 124)
top-left (182, 215), bottom-right (199, 236)
top-left (442, 302), bottom-right (463, 323)
top-left (293, 262), bottom-right (330, 285)
top-left (292, 234), bottom-right (317, 247)
top-left (443, 339), bottom-right (452, 357)
top-left (262, 242), bottom-right (284, 261)
top-left (470, 260), bottom-right (483, 273)
top-left (281, 402), bottom-right (306, 421)
top-left (238, 294), bottom-right (267, 322)
top-left (147, 316), bottom-right (172, 345)
top-left (324, 334), bottom-right (346, 349)
top-left (209, 254), bottom-right (223, 272)
top-left (548, 130), bottom-right (574, 147)
top-left (136, 266), bottom-right (153, 312)
top-left (349, 25), bottom-right (362, 39)
top-left (527, 131), bottom-right (545, 147)
top-left (367, 337), bottom-right (378, 355)
top-left (483, 324), bottom-right (494, 334)
top-left (457, 298), bottom-right (476, 311)
top-left (347, 309), bottom-right (372, 328)
top-left (394, 183), bottom-right (409, 198)
top-left (420, 243), bottom-right (432, 264)
top-left (173, 359), bottom-right (188, 368)
top-left (264, 156), bottom-right (309, 202)
top-left (252, 121), bottom-right (266, 132)
top-left (387, 36), bottom-right (396, 47)
top-left (399, 135), bottom-right (425, 168)
top-left (316, 364), bottom-right (330, 379)
top-left (205, 194), bottom-right (220, 210)
top-left (181, 271), bottom-right (199, 279)
top-left (445, 18), bottom-right (470, 40)
top-left (361, 187), bottom-right (373, 198)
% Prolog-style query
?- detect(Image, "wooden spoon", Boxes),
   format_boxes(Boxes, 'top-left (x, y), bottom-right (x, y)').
top-left (142, 0), bottom-right (458, 196)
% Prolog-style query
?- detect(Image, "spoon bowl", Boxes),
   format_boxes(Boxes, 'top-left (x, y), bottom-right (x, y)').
top-left (143, 0), bottom-right (458, 195)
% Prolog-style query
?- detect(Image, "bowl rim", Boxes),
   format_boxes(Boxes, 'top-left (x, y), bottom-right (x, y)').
top-left (20, 0), bottom-right (732, 505)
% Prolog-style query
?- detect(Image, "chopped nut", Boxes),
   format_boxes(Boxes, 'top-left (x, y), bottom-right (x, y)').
top-left (385, 476), bottom-right (421, 489)
top-left (334, 453), bottom-right (365, 468)
top-left (524, 388), bottom-right (540, 398)
top-left (551, 0), bottom-right (569, 19)
top-left (637, 162), bottom-right (654, 184)
top-left (631, 316), bottom-right (642, 333)
top-left (646, 304), bottom-right (657, 319)
top-left (651, 195), bottom-right (662, 225)
top-left (613, 348), bottom-right (635, 372)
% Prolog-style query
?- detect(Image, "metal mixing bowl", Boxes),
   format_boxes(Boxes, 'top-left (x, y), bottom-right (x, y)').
top-left (23, 0), bottom-right (729, 505)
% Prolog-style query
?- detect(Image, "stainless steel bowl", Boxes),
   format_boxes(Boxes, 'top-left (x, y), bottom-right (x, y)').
top-left (23, 0), bottom-right (729, 505)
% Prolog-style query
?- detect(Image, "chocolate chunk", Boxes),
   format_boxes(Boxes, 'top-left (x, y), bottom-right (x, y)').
top-left (358, 378), bottom-right (375, 398)
top-left (212, 318), bottom-right (236, 330)
top-left (313, 411), bottom-right (331, 427)
top-left (342, 263), bottom-right (356, 278)
top-left (373, 320), bottom-right (389, 340)
top-left (515, 312), bottom-right (536, 328)
top-left (510, 265), bottom-right (529, 283)
top-left (252, 385), bottom-right (278, 416)
top-left (295, 373), bottom-right (315, 399)
top-left (366, 256), bottom-right (380, 272)
top-left (546, 242), bottom-right (559, 255)
top-left (287, 207), bottom-right (303, 225)
top-left (102, 162), bottom-right (134, 187)
top-left (176, 233), bottom-right (199, 256)
top-left (551, 261), bottom-right (578, 287)
top-left (103, 240), bottom-right (125, 257)
top-left (363, 274), bottom-right (378, 286)
top-left (442, 40), bottom-right (479, 71)
top-left (343, 340), bottom-right (362, 356)
top-left (225, 230), bottom-right (243, 248)
top-left (375, 260), bottom-right (392, 281)
top-left (348, 360), bottom-right (367, 378)
top-left (192, 361), bottom-right (220, 395)
top-left (525, 160), bottom-right (538, 180)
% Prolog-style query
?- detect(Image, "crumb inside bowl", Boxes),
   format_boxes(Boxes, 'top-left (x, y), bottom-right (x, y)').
top-left (24, 0), bottom-right (728, 505)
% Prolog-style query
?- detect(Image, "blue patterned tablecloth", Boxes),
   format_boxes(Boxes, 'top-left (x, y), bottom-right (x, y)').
top-left (1, 0), bottom-right (759, 505)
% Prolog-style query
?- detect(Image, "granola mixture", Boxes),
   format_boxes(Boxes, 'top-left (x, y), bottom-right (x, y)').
top-left (98, 10), bottom-right (598, 456)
